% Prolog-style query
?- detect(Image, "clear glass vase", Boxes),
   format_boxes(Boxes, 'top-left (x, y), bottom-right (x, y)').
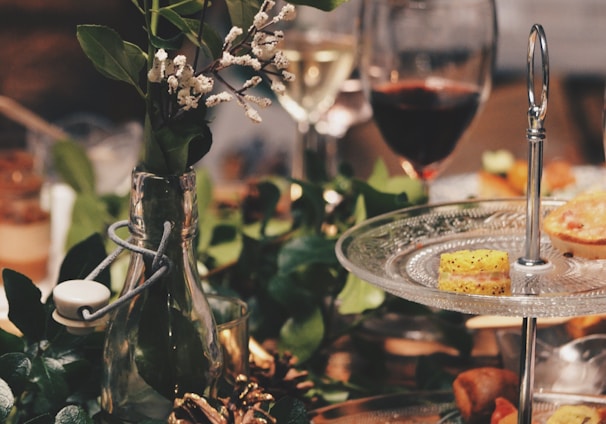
top-left (100, 167), bottom-right (223, 422)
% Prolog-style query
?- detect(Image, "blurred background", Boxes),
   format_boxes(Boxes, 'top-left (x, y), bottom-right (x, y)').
top-left (0, 0), bottom-right (604, 180)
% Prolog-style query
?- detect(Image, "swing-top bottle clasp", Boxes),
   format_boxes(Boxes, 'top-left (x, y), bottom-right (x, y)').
top-left (52, 220), bottom-right (173, 335)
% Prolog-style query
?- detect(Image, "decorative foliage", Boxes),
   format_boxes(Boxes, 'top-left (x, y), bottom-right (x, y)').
top-left (0, 235), bottom-right (109, 423)
top-left (76, 0), bottom-right (347, 175)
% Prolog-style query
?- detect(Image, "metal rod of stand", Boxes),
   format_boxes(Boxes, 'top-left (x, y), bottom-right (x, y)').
top-left (518, 317), bottom-right (537, 423)
top-left (516, 23), bottom-right (549, 424)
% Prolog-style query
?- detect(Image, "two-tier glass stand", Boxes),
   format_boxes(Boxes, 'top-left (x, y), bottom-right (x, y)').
top-left (336, 25), bottom-right (606, 424)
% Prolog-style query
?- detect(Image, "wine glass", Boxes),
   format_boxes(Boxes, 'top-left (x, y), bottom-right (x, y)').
top-left (275, 0), bottom-right (361, 180)
top-left (315, 73), bottom-right (373, 176)
top-left (360, 0), bottom-right (497, 190)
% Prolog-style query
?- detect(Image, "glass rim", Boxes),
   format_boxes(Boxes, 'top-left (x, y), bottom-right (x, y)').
top-left (207, 293), bottom-right (249, 330)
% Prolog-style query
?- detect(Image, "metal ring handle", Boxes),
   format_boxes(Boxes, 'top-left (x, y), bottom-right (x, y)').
top-left (78, 220), bottom-right (174, 322)
top-left (527, 24), bottom-right (549, 129)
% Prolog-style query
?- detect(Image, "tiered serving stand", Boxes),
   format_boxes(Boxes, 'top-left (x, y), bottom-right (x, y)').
top-left (335, 25), bottom-right (606, 423)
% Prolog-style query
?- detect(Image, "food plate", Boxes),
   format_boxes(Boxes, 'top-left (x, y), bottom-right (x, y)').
top-left (309, 391), bottom-right (606, 423)
top-left (429, 165), bottom-right (606, 203)
top-left (336, 198), bottom-right (606, 318)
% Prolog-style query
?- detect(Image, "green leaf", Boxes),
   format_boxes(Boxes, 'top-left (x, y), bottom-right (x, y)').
top-left (206, 238), bottom-right (243, 267)
top-left (30, 357), bottom-right (69, 415)
top-left (51, 140), bottom-right (96, 195)
top-left (23, 416), bottom-right (55, 424)
top-left (0, 353), bottom-right (31, 395)
top-left (289, 0), bottom-right (351, 12)
top-left (54, 405), bottom-right (93, 424)
top-left (352, 192), bottom-right (367, 224)
top-left (365, 159), bottom-right (428, 206)
top-left (76, 25), bottom-right (146, 93)
top-left (3, 270), bottom-right (46, 342)
top-left (196, 168), bottom-right (213, 219)
top-left (0, 328), bottom-right (25, 355)
top-left (255, 181), bottom-right (281, 235)
top-left (353, 180), bottom-right (412, 218)
top-left (168, 0), bottom-right (205, 15)
top-left (279, 307), bottom-right (324, 363)
top-left (58, 233), bottom-right (111, 287)
top-left (337, 272), bottom-right (385, 315)
top-left (378, 175), bottom-right (427, 205)
top-left (200, 24), bottom-right (225, 61)
top-left (267, 273), bottom-right (315, 315)
top-left (366, 158), bottom-right (390, 187)
top-left (277, 235), bottom-right (337, 274)
top-left (0, 378), bottom-right (14, 422)
top-left (270, 396), bottom-right (310, 424)
top-left (150, 31), bottom-right (186, 52)
top-left (290, 180), bottom-right (325, 230)
top-left (158, 8), bottom-right (200, 46)
top-left (225, 0), bottom-right (263, 32)
top-left (241, 219), bottom-right (291, 240)
top-left (136, 296), bottom-right (211, 399)
top-left (143, 109), bottom-right (212, 174)
top-left (65, 194), bottom-right (112, 250)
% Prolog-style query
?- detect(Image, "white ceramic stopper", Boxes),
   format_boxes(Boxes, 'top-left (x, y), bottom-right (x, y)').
top-left (52, 279), bottom-right (111, 335)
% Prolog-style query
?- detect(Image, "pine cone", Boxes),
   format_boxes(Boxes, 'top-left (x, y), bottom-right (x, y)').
top-left (249, 341), bottom-right (315, 403)
top-left (169, 375), bottom-right (276, 424)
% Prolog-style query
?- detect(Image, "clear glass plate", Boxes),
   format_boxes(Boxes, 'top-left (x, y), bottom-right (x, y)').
top-left (429, 165), bottom-right (606, 203)
top-left (309, 391), bottom-right (606, 423)
top-left (336, 198), bottom-right (606, 317)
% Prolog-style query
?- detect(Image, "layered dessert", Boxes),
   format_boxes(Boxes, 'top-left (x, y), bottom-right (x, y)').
top-left (438, 249), bottom-right (511, 296)
top-left (0, 149), bottom-right (50, 283)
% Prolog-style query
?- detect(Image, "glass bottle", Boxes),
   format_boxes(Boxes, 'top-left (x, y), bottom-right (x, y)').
top-left (101, 167), bottom-right (223, 422)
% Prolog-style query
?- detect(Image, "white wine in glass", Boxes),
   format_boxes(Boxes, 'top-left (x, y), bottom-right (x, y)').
top-left (275, 1), bottom-right (360, 180)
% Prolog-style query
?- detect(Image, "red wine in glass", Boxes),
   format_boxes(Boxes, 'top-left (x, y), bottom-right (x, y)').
top-left (370, 78), bottom-right (481, 180)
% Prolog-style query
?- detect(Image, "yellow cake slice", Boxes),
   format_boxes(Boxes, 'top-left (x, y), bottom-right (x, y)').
top-left (546, 404), bottom-right (604, 424)
top-left (438, 249), bottom-right (511, 295)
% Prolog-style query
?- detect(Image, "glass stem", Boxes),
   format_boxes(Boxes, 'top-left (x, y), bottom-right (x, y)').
top-left (293, 121), bottom-right (338, 181)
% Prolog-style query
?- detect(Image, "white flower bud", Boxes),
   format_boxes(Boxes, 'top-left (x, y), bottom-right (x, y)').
top-left (148, 67), bottom-right (162, 83)
top-left (280, 4), bottom-right (296, 20)
top-left (194, 75), bottom-right (214, 95)
top-left (243, 76), bottom-right (263, 89)
top-left (205, 92), bottom-right (233, 107)
top-left (167, 75), bottom-right (179, 93)
top-left (220, 51), bottom-right (236, 67)
top-left (271, 81), bottom-right (286, 95)
top-left (244, 104), bottom-right (262, 123)
top-left (225, 26), bottom-right (244, 48)
top-left (244, 95), bottom-right (272, 108)
top-left (177, 88), bottom-right (199, 111)
top-left (272, 51), bottom-right (289, 69)
top-left (155, 49), bottom-right (168, 62)
top-left (173, 55), bottom-right (187, 67)
top-left (178, 64), bottom-right (195, 85)
top-left (282, 70), bottom-right (295, 82)
top-left (253, 11), bottom-right (269, 29)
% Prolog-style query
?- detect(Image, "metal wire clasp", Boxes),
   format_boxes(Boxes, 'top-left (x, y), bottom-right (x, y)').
top-left (52, 220), bottom-right (174, 333)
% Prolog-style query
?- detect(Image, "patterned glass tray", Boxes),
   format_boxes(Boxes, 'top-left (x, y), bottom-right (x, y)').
top-left (336, 198), bottom-right (606, 317)
top-left (309, 391), bottom-right (606, 423)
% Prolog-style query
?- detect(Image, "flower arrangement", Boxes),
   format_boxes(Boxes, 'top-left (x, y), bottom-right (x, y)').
top-left (76, 0), bottom-right (339, 176)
